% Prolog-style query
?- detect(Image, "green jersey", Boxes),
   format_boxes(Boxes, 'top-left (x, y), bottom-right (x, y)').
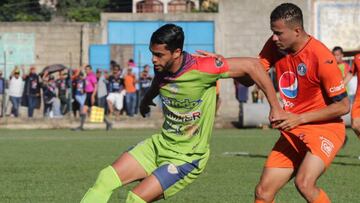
top-left (155, 52), bottom-right (230, 155)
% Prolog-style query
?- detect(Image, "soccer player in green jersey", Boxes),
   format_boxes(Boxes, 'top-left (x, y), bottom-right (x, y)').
top-left (81, 24), bottom-right (284, 203)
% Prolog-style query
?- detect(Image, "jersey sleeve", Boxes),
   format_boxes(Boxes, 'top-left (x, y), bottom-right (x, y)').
top-left (317, 54), bottom-right (347, 101)
top-left (196, 56), bottom-right (230, 79)
top-left (259, 37), bottom-right (280, 71)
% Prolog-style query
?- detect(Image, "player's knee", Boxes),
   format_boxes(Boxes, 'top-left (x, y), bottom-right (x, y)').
top-left (126, 191), bottom-right (146, 203)
top-left (255, 183), bottom-right (274, 201)
top-left (294, 176), bottom-right (315, 196)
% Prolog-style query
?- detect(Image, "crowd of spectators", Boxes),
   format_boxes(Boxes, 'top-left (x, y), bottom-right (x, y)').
top-left (0, 59), bottom-right (153, 119)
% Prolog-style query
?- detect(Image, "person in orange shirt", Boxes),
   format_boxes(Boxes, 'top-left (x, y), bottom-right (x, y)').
top-left (254, 3), bottom-right (350, 203)
top-left (344, 53), bottom-right (360, 138)
top-left (124, 67), bottom-right (137, 117)
top-left (332, 46), bottom-right (351, 78)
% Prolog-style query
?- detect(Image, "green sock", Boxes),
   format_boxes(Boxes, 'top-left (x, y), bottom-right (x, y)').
top-left (126, 191), bottom-right (146, 203)
top-left (81, 166), bottom-right (122, 203)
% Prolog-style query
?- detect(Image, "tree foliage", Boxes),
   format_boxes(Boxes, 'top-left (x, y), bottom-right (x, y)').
top-left (0, 0), bottom-right (52, 22)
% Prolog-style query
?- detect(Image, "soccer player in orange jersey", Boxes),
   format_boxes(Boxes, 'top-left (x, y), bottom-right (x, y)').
top-left (254, 3), bottom-right (350, 203)
top-left (344, 53), bottom-right (360, 138)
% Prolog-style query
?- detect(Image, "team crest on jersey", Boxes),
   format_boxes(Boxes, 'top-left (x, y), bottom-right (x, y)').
top-left (167, 164), bottom-right (179, 174)
top-left (297, 63), bottom-right (307, 76)
top-left (215, 58), bottom-right (224, 68)
top-left (320, 136), bottom-right (334, 157)
top-left (279, 71), bottom-right (298, 98)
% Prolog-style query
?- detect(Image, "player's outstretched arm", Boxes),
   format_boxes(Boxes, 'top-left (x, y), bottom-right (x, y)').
top-left (226, 57), bottom-right (284, 121)
top-left (273, 97), bottom-right (350, 131)
top-left (140, 78), bottom-right (159, 117)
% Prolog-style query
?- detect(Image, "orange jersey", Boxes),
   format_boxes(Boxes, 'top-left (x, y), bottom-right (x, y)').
top-left (124, 74), bottom-right (136, 93)
top-left (350, 54), bottom-right (360, 118)
top-left (259, 36), bottom-right (346, 121)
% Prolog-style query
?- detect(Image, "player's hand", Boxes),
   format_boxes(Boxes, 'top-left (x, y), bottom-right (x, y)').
top-left (269, 108), bottom-right (286, 128)
top-left (140, 99), bottom-right (156, 118)
top-left (351, 118), bottom-right (360, 139)
top-left (272, 112), bottom-right (304, 131)
top-left (192, 50), bottom-right (223, 59)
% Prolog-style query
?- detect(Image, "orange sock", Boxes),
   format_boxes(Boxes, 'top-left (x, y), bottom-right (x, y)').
top-left (313, 189), bottom-right (330, 203)
top-left (255, 200), bottom-right (275, 203)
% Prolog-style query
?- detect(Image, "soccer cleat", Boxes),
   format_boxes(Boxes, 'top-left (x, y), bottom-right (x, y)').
top-left (71, 126), bottom-right (84, 131)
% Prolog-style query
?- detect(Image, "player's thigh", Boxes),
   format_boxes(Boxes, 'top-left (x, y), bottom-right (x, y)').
top-left (112, 138), bottom-right (158, 185)
top-left (111, 152), bottom-right (147, 185)
top-left (259, 136), bottom-right (298, 192)
top-left (132, 174), bottom-right (164, 202)
top-left (295, 151), bottom-right (325, 185)
top-left (258, 167), bottom-right (294, 194)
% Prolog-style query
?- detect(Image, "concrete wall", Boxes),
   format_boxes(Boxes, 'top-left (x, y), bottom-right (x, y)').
top-left (0, 22), bottom-right (101, 72)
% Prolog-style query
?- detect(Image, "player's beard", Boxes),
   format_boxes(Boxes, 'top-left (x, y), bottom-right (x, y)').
top-left (156, 59), bottom-right (175, 73)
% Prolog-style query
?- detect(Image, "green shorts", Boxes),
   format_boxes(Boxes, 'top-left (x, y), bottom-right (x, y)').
top-left (128, 133), bottom-right (209, 199)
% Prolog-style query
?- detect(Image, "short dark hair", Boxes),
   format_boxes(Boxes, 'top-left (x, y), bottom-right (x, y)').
top-left (332, 46), bottom-right (343, 53)
top-left (150, 24), bottom-right (184, 53)
top-left (113, 64), bottom-right (121, 70)
top-left (85, 65), bottom-right (92, 70)
top-left (271, 3), bottom-right (303, 29)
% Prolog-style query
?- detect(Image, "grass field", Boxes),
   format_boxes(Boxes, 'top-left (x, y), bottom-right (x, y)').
top-left (0, 128), bottom-right (359, 203)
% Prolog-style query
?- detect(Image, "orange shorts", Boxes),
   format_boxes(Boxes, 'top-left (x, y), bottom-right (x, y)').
top-left (351, 98), bottom-right (360, 118)
top-left (265, 123), bottom-right (345, 169)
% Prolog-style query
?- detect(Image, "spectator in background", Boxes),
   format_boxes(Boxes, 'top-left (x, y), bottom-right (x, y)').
top-left (56, 70), bottom-right (70, 115)
top-left (332, 46), bottom-right (350, 78)
top-left (107, 64), bottom-right (125, 117)
top-left (73, 65), bottom-right (112, 131)
top-left (8, 67), bottom-right (24, 117)
top-left (42, 73), bottom-right (57, 117)
top-left (0, 70), bottom-right (4, 117)
top-left (139, 64), bottom-right (153, 101)
top-left (73, 65), bottom-right (97, 130)
top-left (124, 67), bottom-right (137, 117)
top-left (234, 79), bottom-right (249, 126)
top-left (128, 59), bottom-right (136, 69)
top-left (74, 72), bottom-right (86, 118)
top-left (96, 69), bottom-right (108, 112)
top-left (22, 66), bottom-right (41, 118)
top-left (71, 68), bottom-right (81, 117)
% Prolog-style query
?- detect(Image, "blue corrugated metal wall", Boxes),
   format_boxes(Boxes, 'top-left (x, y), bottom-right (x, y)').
top-left (89, 45), bottom-right (110, 71)
top-left (90, 21), bottom-right (214, 70)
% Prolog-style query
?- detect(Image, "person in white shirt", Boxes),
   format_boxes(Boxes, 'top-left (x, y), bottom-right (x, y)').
top-left (8, 68), bottom-right (24, 117)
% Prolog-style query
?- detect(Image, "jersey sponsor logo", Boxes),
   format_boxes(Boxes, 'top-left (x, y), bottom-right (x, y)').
top-left (161, 96), bottom-right (202, 109)
top-left (320, 136), bottom-right (334, 157)
top-left (282, 99), bottom-right (295, 108)
top-left (297, 63), bottom-right (307, 76)
top-left (165, 109), bottom-right (201, 123)
top-left (329, 81), bottom-right (345, 93)
top-left (215, 58), bottom-right (224, 68)
top-left (279, 71), bottom-right (298, 98)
